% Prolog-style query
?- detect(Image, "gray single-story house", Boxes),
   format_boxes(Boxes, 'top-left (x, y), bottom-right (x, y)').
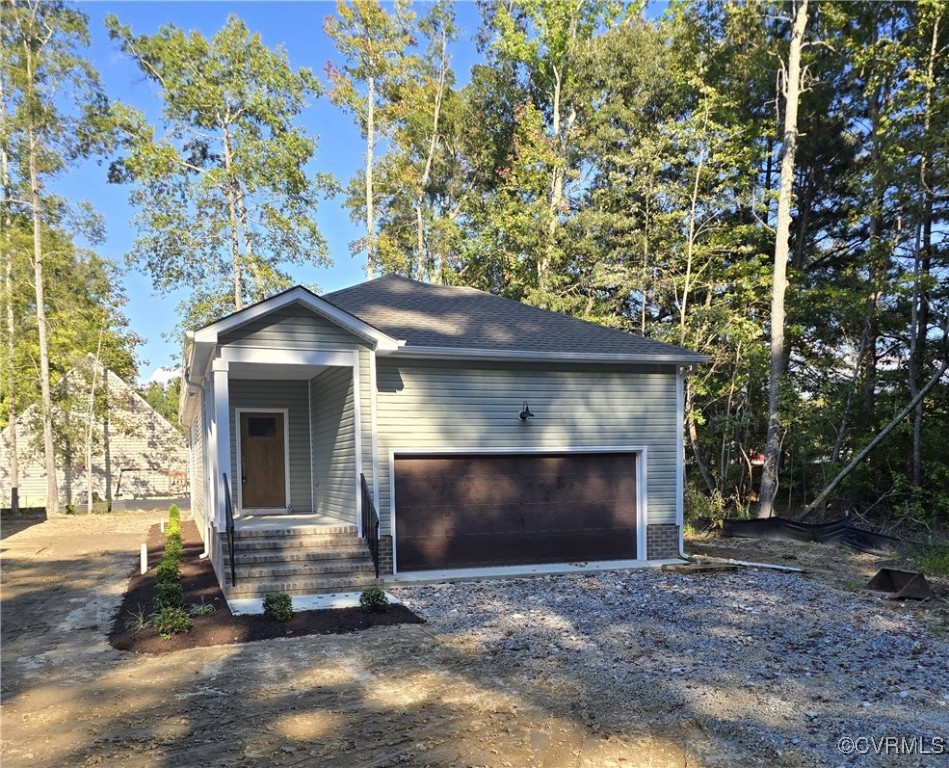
top-left (181, 275), bottom-right (705, 597)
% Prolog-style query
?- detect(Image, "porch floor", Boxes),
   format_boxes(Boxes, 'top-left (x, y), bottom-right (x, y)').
top-left (233, 514), bottom-right (355, 532)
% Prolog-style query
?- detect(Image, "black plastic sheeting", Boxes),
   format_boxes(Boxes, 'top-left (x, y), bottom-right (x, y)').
top-left (702, 516), bottom-right (909, 556)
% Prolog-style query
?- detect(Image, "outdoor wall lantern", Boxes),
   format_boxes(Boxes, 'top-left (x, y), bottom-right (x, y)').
top-left (518, 401), bottom-right (535, 421)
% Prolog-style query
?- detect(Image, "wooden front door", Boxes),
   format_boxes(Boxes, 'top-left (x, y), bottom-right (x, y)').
top-left (239, 412), bottom-right (287, 509)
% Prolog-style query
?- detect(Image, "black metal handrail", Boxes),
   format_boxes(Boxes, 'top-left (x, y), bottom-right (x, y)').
top-left (360, 473), bottom-right (381, 578)
top-left (223, 473), bottom-right (236, 587)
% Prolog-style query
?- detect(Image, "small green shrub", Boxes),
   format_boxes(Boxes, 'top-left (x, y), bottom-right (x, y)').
top-left (359, 586), bottom-right (389, 612)
top-left (187, 598), bottom-right (216, 617)
top-left (263, 591), bottom-right (294, 622)
top-left (153, 606), bottom-right (190, 639)
top-left (156, 560), bottom-right (179, 584)
top-left (168, 504), bottom-right (180, 522)
top-left (125, 606), bottom-right (152, 632)
top-left (155, 581), bottom-right (184, 610)
top-left (684, 485), bottom-right (728, 524)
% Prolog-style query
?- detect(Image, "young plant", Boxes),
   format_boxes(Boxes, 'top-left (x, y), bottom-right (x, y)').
top-left (155, 581), bottom-right (184, 611)
top-left (156, 560), bottom-right (179, 585)
top-left (153, 606), bottom-right (191, 639)
top-left (125, 605), bottom-right (153, 632)
top-left (187, 598), bottom-right (216, 617)
top-left (359, 586), bottom-right (389, 612)
top-left (263, 591), bottom-right (294, 622)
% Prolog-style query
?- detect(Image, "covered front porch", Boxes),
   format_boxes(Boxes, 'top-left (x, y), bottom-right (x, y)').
top-left (203, 347), bottom-right (367, 535)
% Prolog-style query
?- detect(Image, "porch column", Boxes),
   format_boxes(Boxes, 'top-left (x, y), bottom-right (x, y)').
top-left (212, 359), bottom-right (231, 529)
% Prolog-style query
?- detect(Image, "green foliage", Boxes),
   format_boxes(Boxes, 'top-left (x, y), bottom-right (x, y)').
top-left (155, 560), bottom-right (179, 585)
top-left (164, 534), bottom-right (182, 558)
top-left (187, 598), bottom-right (216, 617)
top-left (685, 485), bottom-right (727, 522)
top-left (138, 379), bottom-right (184, 434)
top-left (263, 592), bottom-right (294, 622)
top-left (154, 581), bottom-right (184, 611)
top-left (124, 605), bottom-right (152, 632)
top-left (359, 586), bottom-right (389, 612)
top-left (106, 12), bottom-right (330, 318)
top-left (153, 606), bottom-right (191, 639)
top-left (913, 545), bottom-right (949, 577)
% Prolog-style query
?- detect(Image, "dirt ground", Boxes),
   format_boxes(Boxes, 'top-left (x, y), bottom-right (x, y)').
top-left (108, 521), bottom-right (422, 654)
top-left (1, 512), bottom-right (946, 768)
top-left (686, 531), bottom-right (949, 633)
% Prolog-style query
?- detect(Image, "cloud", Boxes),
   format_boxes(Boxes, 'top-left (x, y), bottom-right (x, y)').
top-left (146, 366), bottom-right (179, 385)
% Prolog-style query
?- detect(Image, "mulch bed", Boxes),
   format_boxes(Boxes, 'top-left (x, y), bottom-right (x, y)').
top-left (108, 520), bottom-right (424, 654)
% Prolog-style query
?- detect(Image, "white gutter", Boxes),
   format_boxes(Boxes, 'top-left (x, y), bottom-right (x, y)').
top-left (677, 364), bottom-right (696, 560)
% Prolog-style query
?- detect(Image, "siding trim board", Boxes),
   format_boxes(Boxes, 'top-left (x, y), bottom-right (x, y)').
top-left (352, 355), bottom-right (364, 535)
top-left (234, 407), bottom-right (291, 512)
top-left (369, 351), bottom-right (381, 515)
top-left (221, 346), bottom-right (360, 368)
top-left (388, 446), bottom-right (648, 575)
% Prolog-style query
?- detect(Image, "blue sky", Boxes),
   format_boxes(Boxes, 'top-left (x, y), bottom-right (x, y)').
top-left (57, 1), bottom-right (486, 383)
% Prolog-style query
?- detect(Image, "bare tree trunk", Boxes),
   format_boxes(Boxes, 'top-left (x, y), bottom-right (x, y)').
top-left (539, 63), bottom-right (567, 304)
top-left (365, 74), bottom-right (376, 278)
top-left (415, 27), bottom-right (448, 282)
top-left (86, 331), bottom-right (103, 513)
top-left (757, 0), bottom-right (808, 518)
top-left (221, 128), bottom-right (243, 310)
top-left (686, 383), bottom-right (715, 494)
top-left (908, 5), bottom-right (941, 490)
top-left (24, 36), bottom-right (59, 514)
top-left (678, 106), bottom-right (709, 347)
top-left (1, 75), bottom-right (18, 514)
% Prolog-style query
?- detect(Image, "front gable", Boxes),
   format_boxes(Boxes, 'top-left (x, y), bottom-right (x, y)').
top-left (192, 286), bottom-right (400, 352)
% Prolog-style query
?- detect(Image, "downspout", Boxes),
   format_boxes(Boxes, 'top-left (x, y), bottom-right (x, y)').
top-left (182, 359), bottom-right (213, 559)
top-left (677, 364), bottom-right (696, 560)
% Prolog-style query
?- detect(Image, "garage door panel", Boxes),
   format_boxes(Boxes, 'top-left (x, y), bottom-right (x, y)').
top-left (399, 528), bottom-right (636, 570)
top-left (394, 452), bottom-right (638, 571)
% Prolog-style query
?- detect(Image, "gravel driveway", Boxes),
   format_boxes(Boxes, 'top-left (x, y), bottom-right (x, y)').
top-left (2, 513), bottom-right (947, 767)
top-left (395, 569), bottom-right (949, 766)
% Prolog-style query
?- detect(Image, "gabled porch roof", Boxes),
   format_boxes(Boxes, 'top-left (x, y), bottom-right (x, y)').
top-left (180, 286), bottom-right (403, 423)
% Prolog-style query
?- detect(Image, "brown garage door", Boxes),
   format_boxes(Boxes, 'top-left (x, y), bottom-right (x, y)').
top-left (394, 452), bottom-right (637, 572)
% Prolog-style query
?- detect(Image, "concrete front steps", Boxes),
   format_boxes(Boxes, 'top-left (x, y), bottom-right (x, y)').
top-left (222, 523), bottom-right (381, 598)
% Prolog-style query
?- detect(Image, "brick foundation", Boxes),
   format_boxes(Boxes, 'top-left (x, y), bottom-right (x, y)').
top-left (646, 523), bottom-right (680, 560)
top-left (378, 534), bottom-right (394, 576)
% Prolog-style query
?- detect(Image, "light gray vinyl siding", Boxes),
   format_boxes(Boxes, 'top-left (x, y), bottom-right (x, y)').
top-left (310, 367), bottom-right (356, 521)
top-left (229, 379), bottom-right (312, 513)
top-left (220, 304), bottom-right (369, 350)
top-left (190, 414), bottom-right (205, 526)
top-left (375, 360), bottom-right (679, 533)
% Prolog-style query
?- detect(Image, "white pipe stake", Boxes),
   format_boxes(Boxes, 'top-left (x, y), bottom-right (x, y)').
top-left (140, 543), bottom-right (148, 574)
top-left (160, 519), bottom-right (165, 533)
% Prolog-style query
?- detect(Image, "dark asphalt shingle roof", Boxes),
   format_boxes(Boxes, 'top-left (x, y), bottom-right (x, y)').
top-left (323, 275), bottom-right (705, 361)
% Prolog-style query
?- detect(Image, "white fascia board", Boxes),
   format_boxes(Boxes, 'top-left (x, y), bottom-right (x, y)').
top-left (193, 287), bottom-right (401, 352)
top-left (180, 332), bottom-right (214, 426)
top-left (384, 345), bottom-right (708, 365)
